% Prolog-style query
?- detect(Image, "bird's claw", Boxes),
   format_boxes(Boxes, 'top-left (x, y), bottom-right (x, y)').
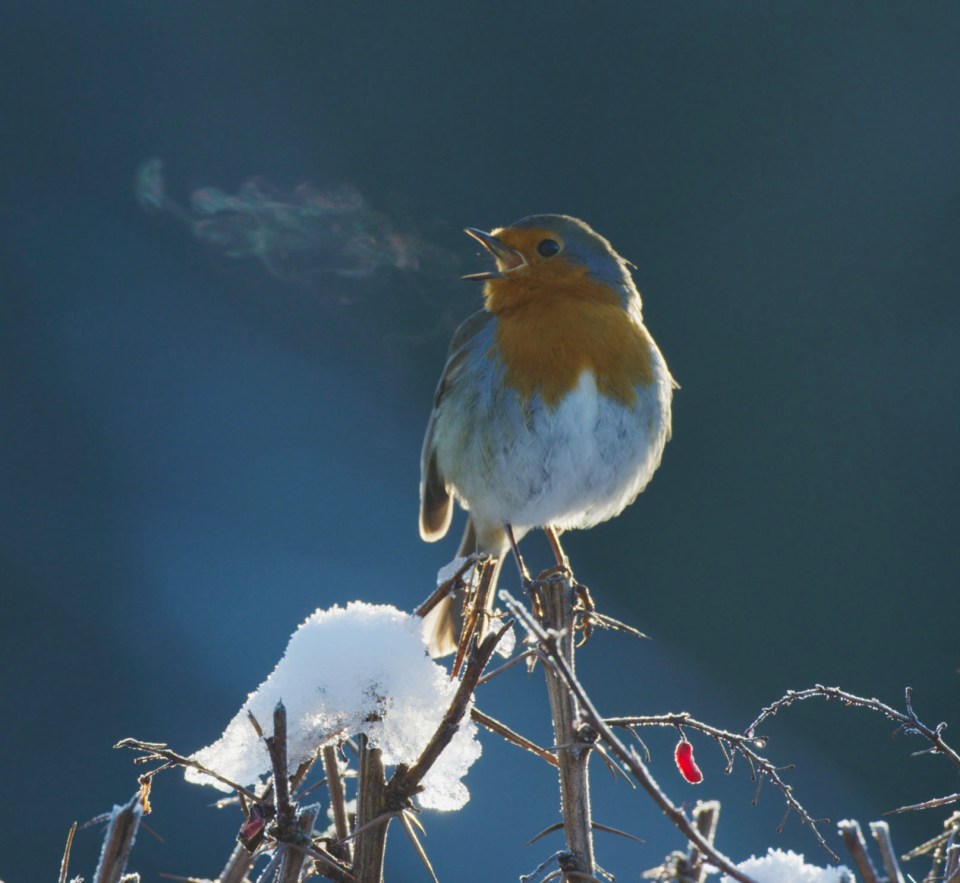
top-left (538, 563), bottom-right (573, 581)
top-left (525, 578), bottom-right (545, 619)
top-left (573, 581), bottom-right (596, 647)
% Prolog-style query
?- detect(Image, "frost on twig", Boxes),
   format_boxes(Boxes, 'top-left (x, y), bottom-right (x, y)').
top-left (57, 793), bottom-right (144, 883)
top-left (745, 685), bottom-right (960, 773)
top-left (501, 587), bottom-right (755, 883)
top-left (643, 800), bottom-right (719, 883)
top-left (837, 819), bottom-right (880, 883)
top-left (901, 810), bottom-right (960, 883)
top-left (605, 710), bottom-right (837, 862)
top-left (746, 683), bottom-right (960, 882)
top-left (95, 559), bottom-right (956, 883)
top-left (533, 573), bottom-right (597, 878)
top-left (93, 792), bottom-right (144, 883)
top-left (868, 820), bottom-right (906, 883)
top-left (835, 818), bottom-right (907, 883)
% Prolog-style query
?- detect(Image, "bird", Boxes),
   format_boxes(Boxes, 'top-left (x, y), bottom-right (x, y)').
top-left (419, 214), bottom-right (675, 656)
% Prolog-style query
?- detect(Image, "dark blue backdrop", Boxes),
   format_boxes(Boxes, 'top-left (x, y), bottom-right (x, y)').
top-left (2, 2), bottom-right (959, 880)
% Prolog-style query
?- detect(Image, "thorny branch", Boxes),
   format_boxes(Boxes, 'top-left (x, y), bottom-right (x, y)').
top-left (746, 685), bottom-right (960, 772)
top-left (642, 800), bottom-right (720, 883)
top-left (501, 589), bottom-right (756, 883)
top-left (887, 792), bottom-right (960, 815)
top-left (114, 738), bottom-right (262, 803)
top-left (104, 579), bottom-right (957, 883)
top-left (388, 619), bottom-right (513, 801)
top-left (901, 810), bottom-right (960, 883)
top-left (606, 711), bottom-right (837, 861)
top-left (114, 617), bottom-right (512, 883)
top-left (534, 573), bottom-right (597, 879)
top-left (471, 705), bottom-right (559, 767)
top-left (347, 619), bottom-right (513, 881)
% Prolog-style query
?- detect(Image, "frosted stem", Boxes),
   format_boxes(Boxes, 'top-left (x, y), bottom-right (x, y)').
top-left (538, 576), bottom-right (596, 878)
top-left (353, 735), bottom-right (388, 883)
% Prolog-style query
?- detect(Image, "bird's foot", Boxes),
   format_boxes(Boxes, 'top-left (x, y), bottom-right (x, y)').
top-left (573, 580), bottom-right (597, 647)
top-left (536, 562), bottom-right (573, 581)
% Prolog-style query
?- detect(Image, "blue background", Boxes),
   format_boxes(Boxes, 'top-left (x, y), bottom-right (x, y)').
top-left (2, 2), bottom-right (959, 880)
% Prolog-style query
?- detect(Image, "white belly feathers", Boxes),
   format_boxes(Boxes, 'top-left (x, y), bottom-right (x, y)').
top-left (438, 360), bottom-right (672, 535)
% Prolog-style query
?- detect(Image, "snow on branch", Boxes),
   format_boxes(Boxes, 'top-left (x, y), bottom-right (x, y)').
top-left (186, 601), bottom-right (483, 812)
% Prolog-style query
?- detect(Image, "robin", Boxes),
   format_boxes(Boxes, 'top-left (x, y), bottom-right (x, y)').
top-left (419, 214), bottom-right (675, 656)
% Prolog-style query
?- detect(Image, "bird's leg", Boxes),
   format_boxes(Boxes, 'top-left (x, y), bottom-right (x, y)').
top-left (544, 526), bottom-right (572, 575)
top-left (573, 583), bottom-right (597, 647)
top-left (507, 524), bottom-right (545, 620)
top-left (543, 527), bottom-right (596, 647)
top-left (505, 524), bottom-right (531, 583)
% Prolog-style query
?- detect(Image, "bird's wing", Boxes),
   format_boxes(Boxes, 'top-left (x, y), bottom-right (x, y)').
top-left (419, 309), bottom-right (493, 541)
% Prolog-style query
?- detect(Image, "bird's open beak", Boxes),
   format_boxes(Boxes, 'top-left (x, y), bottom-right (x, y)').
top-left (462, 228), bottom-right (527, 280)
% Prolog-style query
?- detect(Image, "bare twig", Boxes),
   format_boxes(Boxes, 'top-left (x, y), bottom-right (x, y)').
top-left (297, 826), bottom-right (352, 879)
top-left (347, 621), bottom-right (510, 880)
top-left (901, 823), bottom-right (952, 861)
top-left (265, 702), bottom-right (292, 823)
top-left (520, 851), bottom-right (574, 883)
top-left (903, 812), bottom-right (960, 883)
top-left (414, 554), bottom-right (482, 619)
top-left (353, 734), bottom-right (388, 883)
top-left (218, 841), bottom-right (256, 883)
top-left (255, 850), bottom-right (282, 883)
top-left (534, 574), bottom-right (596, 879)
top-left (606, 712), bottom-right (835, 861)
top-left (471, 706), bottom-right (558, 767)
top-left (885, 792), bottom-right (960, 815)
top-left (60, 821), bottom-right (78, 883)
top-left (687, 800), bottom-right (721, 882)
top-left (838, 819), bottom-right (880, 883)
top-left (502, 590), bottom-right (756, 883)
top-left (324, 743), bottom-right (353, 866)
top-left (581, 610), bottom-right (648, 640)
top-left (946, 822), bottom-right (960, 883)
top-left (278, 803), bottom-right (320, 883)
top-left (477, 648), bottom-right (537, 685)
top-left (745, 685), bottom-right (960, 771)
top-left (93, 793), bottom-right (144, 883)
top-left (869, 820), bottom-right (905, 883)
top-left (114, 739), bottom-right (261, 803)
top-left (257, 704), bottom-right (350, 880)
top-left (339, 809), bottom-right (399, 845)
top-left (392, 620), bottom-right (512, 798)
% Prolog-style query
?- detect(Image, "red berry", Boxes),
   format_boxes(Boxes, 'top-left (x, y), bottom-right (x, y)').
top-left (238, 804), bottom-right (267, 846)
top-left (674, 738), bottom-right (703, 784)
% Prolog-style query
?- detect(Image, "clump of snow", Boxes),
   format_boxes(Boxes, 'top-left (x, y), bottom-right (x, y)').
top-left (721, 848), bottom-right (853, 882)
top-left (436, 556), bottom-right (471, 585)
top-left (494, 619), bottom-right (516, 657)
top-left (186, 601), bottom-right (481, 811)
top-left (320, 797), bottom-right (358, 840)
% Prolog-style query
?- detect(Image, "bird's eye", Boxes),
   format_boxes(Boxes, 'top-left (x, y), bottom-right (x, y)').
top-left (537, 238), bottom-right (561, 257)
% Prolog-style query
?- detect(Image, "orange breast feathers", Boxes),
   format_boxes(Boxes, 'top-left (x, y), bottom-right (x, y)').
top-left (483, 254), bottom-right (655, 408)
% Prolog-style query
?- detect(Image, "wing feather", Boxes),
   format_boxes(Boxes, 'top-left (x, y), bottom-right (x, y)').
top-left (418, 310), bottom-right (493, 541)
